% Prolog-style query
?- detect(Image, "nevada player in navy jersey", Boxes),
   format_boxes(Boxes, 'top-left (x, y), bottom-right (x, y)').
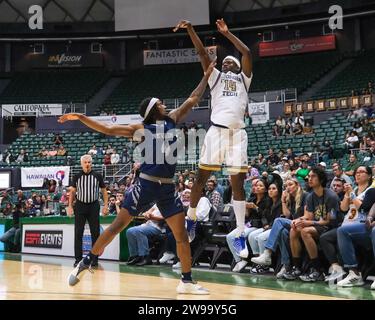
top-left (59, 60), bottom-right (216, 295)
top-left (174, 19), bottom-right (253, 260)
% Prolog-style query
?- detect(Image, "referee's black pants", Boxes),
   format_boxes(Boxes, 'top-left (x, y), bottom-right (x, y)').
top-left (74, 200), bottom-right (100, 262)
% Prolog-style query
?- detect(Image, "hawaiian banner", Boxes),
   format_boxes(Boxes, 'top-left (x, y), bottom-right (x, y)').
top-left (259, 35), bottom-right (336, 57)
top-left (21, 166), bottom-right (70, 187)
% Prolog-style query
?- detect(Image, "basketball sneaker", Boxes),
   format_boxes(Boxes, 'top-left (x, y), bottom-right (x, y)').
top-left (276, 265), bottom-right (287, 279)
top-left (232, 260), bottom-right (248, 273)
top-left (186, 218), bottom-right (197, 243)
top-left (337, 270), bottom-right (364, 287)
top-left (282, 266), bottom-right (302, 280)
top-left (176, 280), bottom-right (210, 295)
top-left (68, 258), bottom-right (93, 286)
top-left (251, 250), bottom-right (272, 266)
top-left (299, 267), bottom-right (324, 282)
top-left (233, 234), bottom-right (248, 258)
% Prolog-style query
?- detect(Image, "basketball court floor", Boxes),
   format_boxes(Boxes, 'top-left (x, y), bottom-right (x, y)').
top-left (0, 253), bottom-right (374, 300)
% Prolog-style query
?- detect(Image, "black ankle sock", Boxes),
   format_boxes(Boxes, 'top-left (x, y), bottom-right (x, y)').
top-left (310, 258), bottom-right (320, 270)
top-left (181, 272), bottom-right (193, 282)
top-left (292, 257), bottom-right (301, 269)
top-left (83, 251), bottom-right (98, 265)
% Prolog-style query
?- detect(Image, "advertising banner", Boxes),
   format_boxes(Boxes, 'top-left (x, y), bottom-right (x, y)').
top-left (1, 104), bottom-right (63, 117)
top-left (21, 166), bottom-right (70, 188)
top-left (90, 114), bottom-right (144, 125)
top-left (144, 46), bottom-right (216, 65)
top-left (248, 102), bottom-right (270, 124)
top-left (259, 35), bottom-right (336, 57)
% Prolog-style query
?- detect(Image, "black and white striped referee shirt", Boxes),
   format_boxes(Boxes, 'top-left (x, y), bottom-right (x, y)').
top-left (70, 170), bottom-right (106, 204)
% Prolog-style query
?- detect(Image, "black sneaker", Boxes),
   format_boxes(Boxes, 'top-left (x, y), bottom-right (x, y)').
top-left (283, 266), bottom-right (302, 280)
top-left (299, 268), bottom-right (324, 282)
top-left (126, 256), bottom-right (142, 265)
top-left (68, 259), bottom-right (93, 286)
top-left (250, 264), bottom-right (270, 274)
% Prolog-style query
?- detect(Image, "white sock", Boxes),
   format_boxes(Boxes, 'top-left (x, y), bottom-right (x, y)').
top-left (263, 249), bottom-right (271, 258)
top-left (187, 206), bottom-right (197, 220)
top-left (233, 200), bottom-right (246, 237)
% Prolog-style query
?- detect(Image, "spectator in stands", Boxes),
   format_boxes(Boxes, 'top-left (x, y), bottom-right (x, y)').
top-left (48, 146), bottom-right (58, 157)
top-left (16, 190), bottom-right (26, 206)
top-left (65, 155), bottom-right (75, 166)
top-left (32, 194), bottom-right (43, 216)
top-left (206, 179), bottom-right (223, 211)
top-left (246, 164), bottom-right (260, 181)
top-left (362, 119), bottom-right (374, 135)
top-left (0, 203), bottom-right (23, 251)
top-left (0, 191), bottom-right (13, 212)
top-left (126, 204), bottom-right (166, 266)
top-left (267, 148), bottom-right (280, 166)
top-left (320, 177), bottom-right (347, 283)
top-left (176, 182), bottom-right (186, 195)
top-left (288, 159), bottom-right (298, 172)
top-left (244, 111), bottom-right (252, 127)
top-left (336, 166), bottom-right (375, 288)
top-left (275, 116), bottom-right (286, 135)
top-left (122, 147), bottom-right (130, 163)
top-left (103, 153), bottom-right (111, 165)
top-left (42, 178), bottom-right (50, 189)
top-left (88, 145), bottom-right (98, 156)
top-left (330, 164), bottom-right (352, 190)
top-left (353, 106), bottom-right (367, 119)
top-left (279, 161), bottom-right (292, 183)
top-left (208, 175), bottom-right (224, 198)
top-left (38, 146), bottom-right (49, 157)
top-left (105, 144), bottom-right (114, 155)
top-left (285, 122), bottom-right (292, 135)
top-left (59, 190), bottom-right (69, 206)
top-left (295, 161), bottom-right (310, 187)
top-left (344, 153), bottom-right (360, 177)
top-left (272, 124), bottom-right (281, 137)
top-left (293, 123), bottom-right (303, 135)
top-left (48, 179), bottom-right (57, 193)
top-left (15, 149), bottom-right (28, 163)
top-left (294, 112), bottom-right (305, 128)
top-left (189, 120), bottom-right (198, 131)
top-left (303, 122), bottom-right (313, 135)
top-left (108, 195), bottom-right (117, 215)
top-left (353, 121), bottom-right (363, 135)
top-left (285, 168), bottom-right (338, 282)
top-left (57, 145), bottom-right (67, 156)
top-left (311, 140), bottom-right (320, 153)
top-left (111, 149), bottom-right (120, 165)
top-left (53, 133), bottom-right (63, 146)
top-left (286, 148), bottom-right (296, 160)
top-left (250, 181), bottom-right (283, 274)
top-left (257, 153), bottom-right (266, 168)
top-left (319, 140), bottom-right (333, 163)
top-left (115, 193), bottom-right (124, 215)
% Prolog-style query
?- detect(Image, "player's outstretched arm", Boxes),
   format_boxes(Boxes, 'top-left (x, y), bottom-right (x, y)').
top-left (169, 59), bottom-right (216, 124)
top-left (174, 20), bottom-right (211, 71)
top-left (216, 18), bottom-right (252, 77)
top-left (58, 113), bottom-right (143, 138)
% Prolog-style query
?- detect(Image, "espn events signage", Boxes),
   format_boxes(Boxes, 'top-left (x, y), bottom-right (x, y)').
top-left (1, 104), bottom-right (62, 117)
top-left (21, 166), bottom-right (70, 188)
top-left (24, 230), bottom-right (63, 249)
top-left (48, 53), bottom-right (83, 68)
top-left (248, 102), bottom-right (270, 125)
top-left (259, 35), bottom-right (336, 57)
top-left (144, 46), bottom-right (217, 65)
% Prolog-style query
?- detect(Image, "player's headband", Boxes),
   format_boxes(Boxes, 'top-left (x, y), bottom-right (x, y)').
top-left (144, 97), bottom-right (159, 119)
top-left (223, 55), bottom-right (241, 69)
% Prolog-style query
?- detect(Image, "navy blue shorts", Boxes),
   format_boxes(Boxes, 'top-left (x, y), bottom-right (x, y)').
top-left (121, 178), bottom-right (183, 219)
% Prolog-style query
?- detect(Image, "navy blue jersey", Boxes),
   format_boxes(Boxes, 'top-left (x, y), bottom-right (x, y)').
top-left (140, 117), bottom-right (178, 179)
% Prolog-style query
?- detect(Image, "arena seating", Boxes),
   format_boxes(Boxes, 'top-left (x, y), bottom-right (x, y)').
top-left (0, 69), bottom-right (110, 104)
top-left (311, 50), bottom-right (375, 100)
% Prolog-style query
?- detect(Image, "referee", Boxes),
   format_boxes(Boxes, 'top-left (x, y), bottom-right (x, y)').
top-left (68, 154), bottom-right (108, 267)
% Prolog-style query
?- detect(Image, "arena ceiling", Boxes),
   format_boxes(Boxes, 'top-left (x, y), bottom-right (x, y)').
top-left (0, 0), bottom-right (114, 23)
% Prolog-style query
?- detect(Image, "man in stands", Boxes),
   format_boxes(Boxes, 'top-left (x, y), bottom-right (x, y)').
top-left (344, 153), bottom-right (360, 177)
top-left (330, 164), bottom-right (352, 190)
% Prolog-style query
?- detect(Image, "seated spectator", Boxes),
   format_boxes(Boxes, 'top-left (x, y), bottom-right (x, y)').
top-left (319, 140), bottom-right (333, 163)
top-left (330, 164), bottom-right (352, 190)
top-left (0, 191), bottom-right (13, 213)
top-left (16, 149), bottom-right (28, 163)
top-left (285, 123), bottom-right (292, 135)
top-left (273, 125), bottom-right (281, 137)
top-left (53, 133), bottom-right (63, 146)
top-left (105, 144), bottom-right (114, 155)
top-left (286, 168), bottom-right (338, 282)
top-left (48, 146), bottom-right (58, 157)
top-left (115, 193), bottom-right (124, 215)
top-left (111, 149), bottom-right (120, 165)
top-left (32, 195), bottom-right (44, 215)
top-left (103, 153), bottom-right (111, 165)
top-left (275, 116), bottom-right (286, 135)
top-left (303, 122), bottom-right (313, 135)
top-left (65, 155), bottom-right (75, 166)
top-left (353, 106), bottom-right (367, 119)
top-left (122, 147), bottom-right (130, 163)
top-left (48, 179), bottom-right (57, 193)
top-left (3, 150), bottom-right (14, 164)
top-left (279, 162), bottom-right (292, 183)
top-left (286, 148), bottom-right (296, 160)
top-left (88, 145), bottom-right (98, 156)
top-left (126, 204), bottom-right (166, 266)
top-left (353, 121), bottom-right (363, 135)
top-left (0, 203), bottom-right (23, 251)
top-left (206, 179), bottom-right (223, 211)
top-left (362, 118), bottom-right (374, 135)
top-left (176, 182), bottom-right (186, 195)
top-left (246, 164), bottom-right (260, 181)
top-left (294, 112), bottom-right (305, 127)
top-left (38, 146), bottom-right (49, 157)
top-left (344, 153), bottom-right (360, 177)
top-left (336, 166), bottom-right (375, 288)
top-left (57, 145), bottom-right (67, 156)
top-left (16, 190), bottom-right (27, 206)
top-left (257, 153), bottom-right (266, 168)
top-left (108, 195), bottom-right (117, 215)
top-left (295, 161), bottom-right (310, 187)
top-left (293, 123), bottom-right (303, 135)
top-left (267, 148), bottom-right (280, 166)
top-left (250, 181), bottom-right (283, 274)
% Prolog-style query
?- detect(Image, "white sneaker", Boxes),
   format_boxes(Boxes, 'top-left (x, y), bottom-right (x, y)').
top-left (371, 280), bottom-right (375, 290)
top-left (324, 269), bottom-right (347, 284)
top-left (176, 280), bottom-right (209, 295)
top-left (337, 270), bottom-right (364, 287)
top-left (239, 248), bottom-right (249, 259)
top-left (159, 252), bottom-right (176, 264)
top-left (276, 265), bottom-right (287, 279)
top-left (232, 260), bottom-right (248, 273)
top-left (251, 251), bottom-right (272, 266)
top-left (172, 261), bottom-right (181, 269)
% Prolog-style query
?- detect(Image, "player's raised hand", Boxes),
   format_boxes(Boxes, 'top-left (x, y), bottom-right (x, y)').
top-left (204, 58), bottom-right (217, 77)
top-left (58, 113), bottom-right (81, 123)
top-left (216, 18), bottom-right (229, 34)
top-left (173, 20), bottom-right (191, 32)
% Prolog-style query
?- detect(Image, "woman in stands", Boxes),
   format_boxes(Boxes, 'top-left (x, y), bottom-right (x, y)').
top-left (250, 180), bottom-right (283, 274)
top-left (336, 166), bottom-right (375, 288)
top-left (60, 60), bottom-right (217, 295)
top-left (251, 178), bottom-right (307, 279)
top-left (226, 178), bottom-right (259, 272)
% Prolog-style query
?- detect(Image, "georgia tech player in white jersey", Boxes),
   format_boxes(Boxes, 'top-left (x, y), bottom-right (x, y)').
top-left (174, 19), bottom-right (252, 260)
